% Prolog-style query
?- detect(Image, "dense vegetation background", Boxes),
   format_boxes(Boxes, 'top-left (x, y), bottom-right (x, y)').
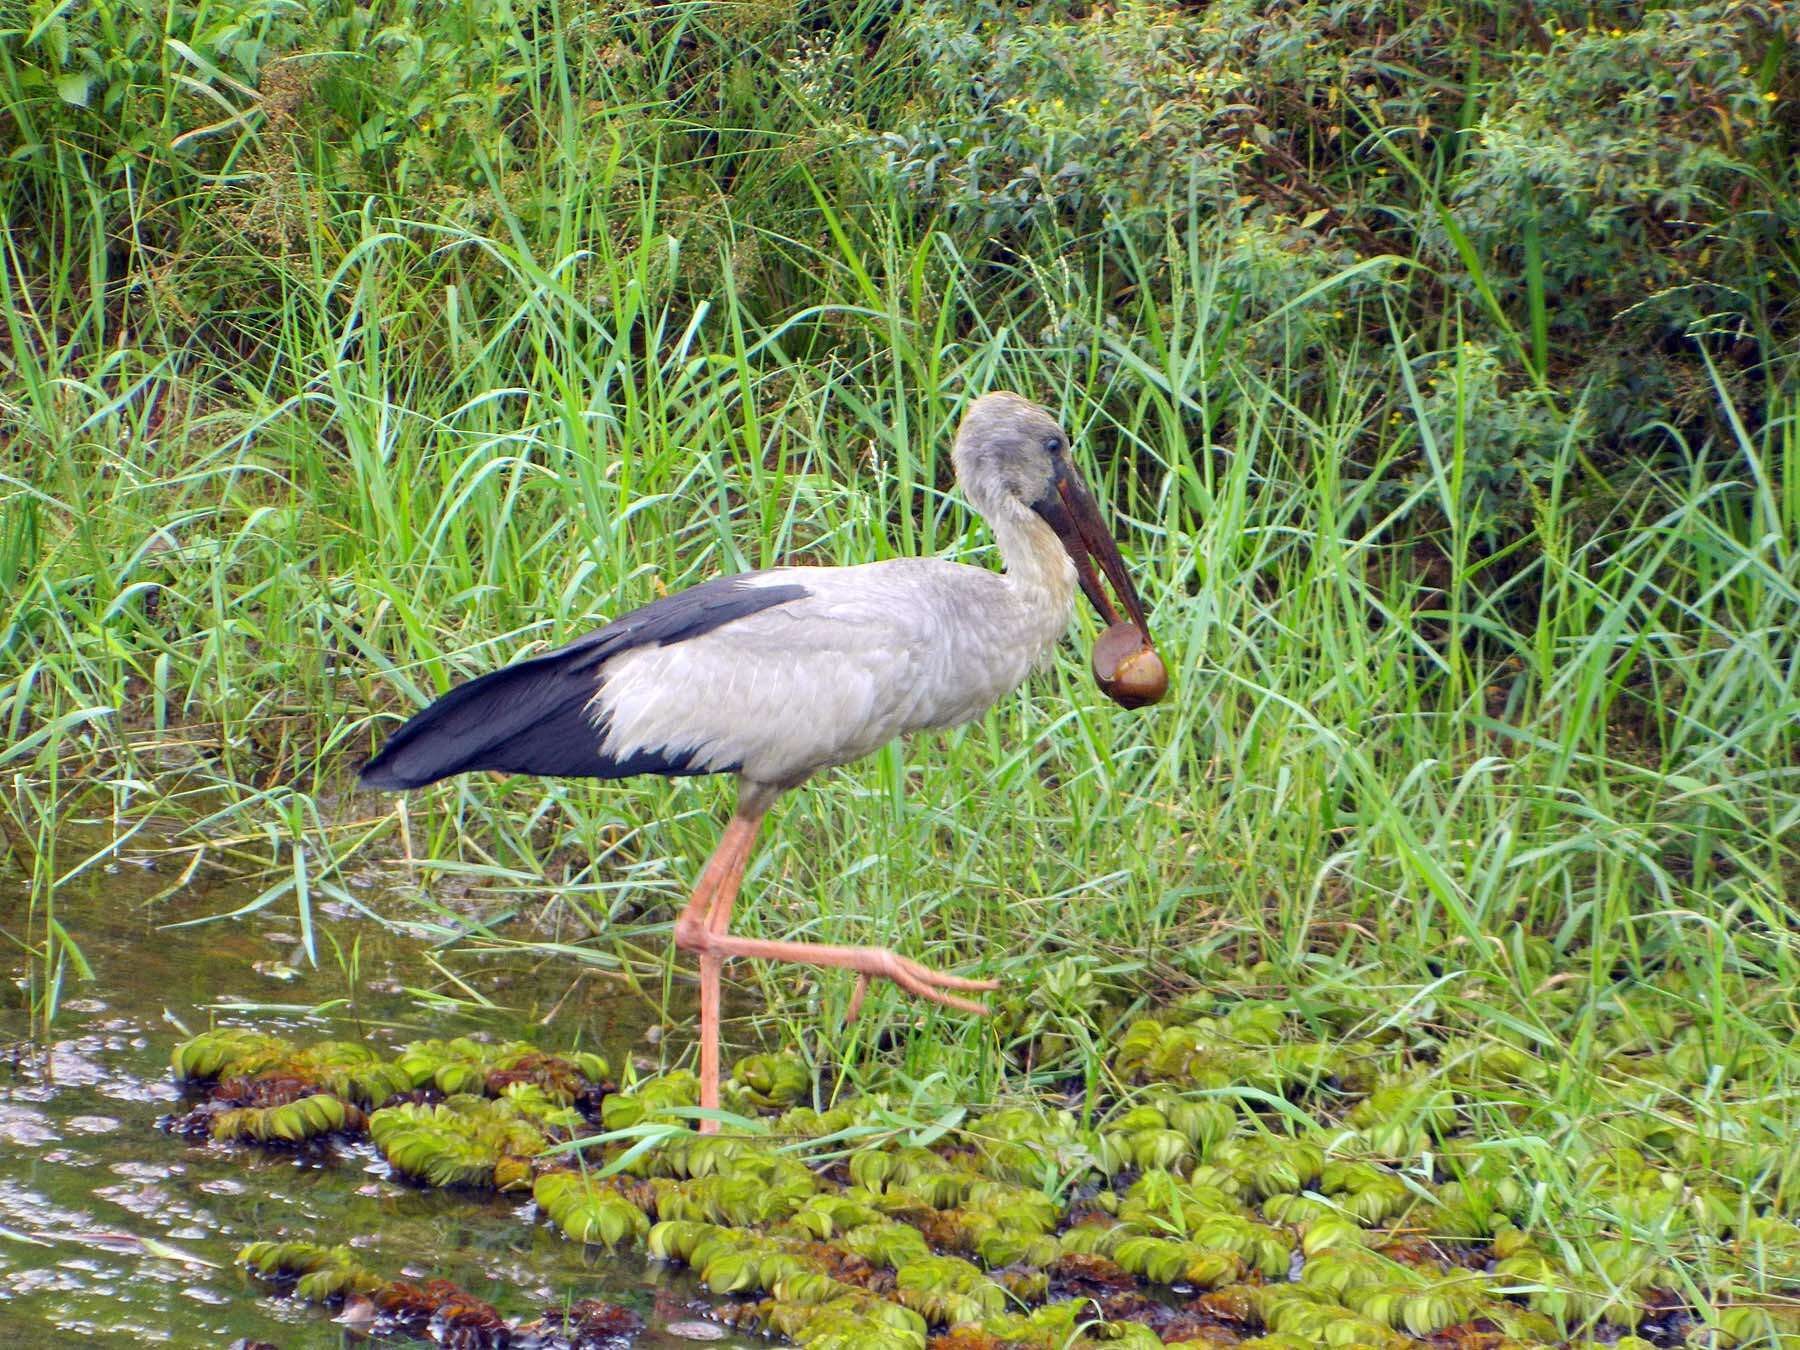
top-left (1, 0), bottom-right (1797, 1337)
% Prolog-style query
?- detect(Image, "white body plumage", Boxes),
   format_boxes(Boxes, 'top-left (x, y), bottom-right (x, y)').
top-left (590, 500), bottom-right (1078, 789)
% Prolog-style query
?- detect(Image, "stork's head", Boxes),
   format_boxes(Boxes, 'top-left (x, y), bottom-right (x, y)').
top-left (953, 392), bottom-right (1161, 701)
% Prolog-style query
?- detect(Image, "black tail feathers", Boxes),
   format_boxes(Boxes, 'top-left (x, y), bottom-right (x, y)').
top-left (358, 573), bottom-right (811, 791)
top-left (358, 647), bottom-right (619, 789)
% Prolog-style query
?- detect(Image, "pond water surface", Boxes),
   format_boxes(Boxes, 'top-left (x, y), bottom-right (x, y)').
top-left (1, 833), bottom-right (760, 1348)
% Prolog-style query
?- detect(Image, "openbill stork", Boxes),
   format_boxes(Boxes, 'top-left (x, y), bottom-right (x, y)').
top-left (359, 392), bottom-right (1164, 1128)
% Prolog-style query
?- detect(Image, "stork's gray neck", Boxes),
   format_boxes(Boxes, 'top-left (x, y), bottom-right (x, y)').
top-left (983, 495), bottom-right (1078, 630)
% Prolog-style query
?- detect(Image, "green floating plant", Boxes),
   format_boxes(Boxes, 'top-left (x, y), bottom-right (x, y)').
top-left (1318, 1159), bottom-right (1415, 1224)
top-left (1340, 1279), bottom-right (1484, 1337)
top-left (533, 1170), bottom-right (650, 1247)
top-left (837, 1219), bottom-right (932, 1269)
top-left (239, 1235), bottom-right (640, 1342)
top-left (177, 1025), bottom-right (1800, 1349)
top-left (237, 1240), bottom-right (384, 1302)
top-left (1112, 1233), bottom-right (1241, 1288)
top-left (210, 1091), bottom-right (365, 1144)
top-left (1057, 1221), bottom-right (1123, 1260)
top-left (1262, 1192), bottom-right (1342, 1227)
top-left (1426, 1176), bottom-right (1528, 1239)
top-left (630, 1131), bottom-right (750, 1181)
top-left (849, 1143), bottom-right (978, 1206)
top-left (961, 1217), bottom-right (1059, 1272)
top-left (935, 1298), bottom-right (1204, 1349)
top-left (1346, 1080), bottom-right (1457, 1149)
top-left (965, 1105), bottom-right (1090, 1185)
top-left (892, 1253), bottom-right (1010, 1326)
top-left (651, 1160), bottom-right (819, 1227)
top-left (368, 1095), bottom-right (546, 1190)
top-left (1253, 1284), bottom-right (1411, 1348)
top-left (778, 1192), bottom-right (885, 1241)
top-left (745, 1286), bottom-right (928, 1349)
top-left (602, 1070), bottom-right (703, 1130)
top-left (173, 1029), bottom-right (293, 1082)
top-left (393, 1037), bottom-right (609, 1103)
top-left (172, 1031), bottom-right (412, 1107)
top-left (288, 1040), bottom-right (416, 1107)
top-left (732, 1052), bottom-right (811, 1108)
top-left (1205, 1135), bottom-right (1326, 1201)
top-left (1706, 1296), bottom-right (1800, 1348)
top-left (1298, 1215), bottom-right (1374, 1256)
top-left (492, 1081), bottom-right (587, 1135)
top-left (771, 1098), bottom-right (878, 1140)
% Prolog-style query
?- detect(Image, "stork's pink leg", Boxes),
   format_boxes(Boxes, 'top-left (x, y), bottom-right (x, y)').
top-left (673, 801), bottom-right (998, 1134)
top-left (672, 808), bottom-right (764, 1134)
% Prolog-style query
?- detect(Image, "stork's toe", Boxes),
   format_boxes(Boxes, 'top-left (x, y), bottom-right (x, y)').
top-left (876, 951), bottom-right (997, 1014)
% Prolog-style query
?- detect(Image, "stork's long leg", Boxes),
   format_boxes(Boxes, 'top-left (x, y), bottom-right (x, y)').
top-left (672, 791), bottom-right (999, 1134)
top-left (671, 806), bottom-right (765, 1133)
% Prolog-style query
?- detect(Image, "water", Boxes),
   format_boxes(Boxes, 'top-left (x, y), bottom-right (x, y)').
top-left (0, 835), bottom-right (757, 1348)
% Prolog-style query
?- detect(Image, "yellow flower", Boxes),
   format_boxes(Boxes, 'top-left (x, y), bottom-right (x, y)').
top-left (1763, 91), bottom-right (1779, 103)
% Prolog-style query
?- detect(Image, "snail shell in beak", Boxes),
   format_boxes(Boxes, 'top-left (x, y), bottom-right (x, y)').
top-left (1092, 621), bottom-right (1168, 709)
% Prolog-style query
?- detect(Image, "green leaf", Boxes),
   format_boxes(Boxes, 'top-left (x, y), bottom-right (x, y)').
top-left (55, 72), bottom-right (91, 107)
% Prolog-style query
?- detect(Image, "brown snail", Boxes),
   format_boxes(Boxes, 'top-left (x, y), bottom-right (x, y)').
top-left (1092, 621), bottom-right (1168, 709)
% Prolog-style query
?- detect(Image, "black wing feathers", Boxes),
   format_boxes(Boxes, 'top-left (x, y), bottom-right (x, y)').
top-left (358, 574), bottom-right (809, 790)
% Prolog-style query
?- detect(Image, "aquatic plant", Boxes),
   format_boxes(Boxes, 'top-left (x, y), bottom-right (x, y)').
top-left (237, 1240), bottom-right (385, 1301)
top-left (172, 1029), bottom-right (293, 1082)
top-left (726, 1288), bottom-right (929, 1349)
top-left (240, 1237), bottom-right (642, 1347)
top-left (780, 1192), bottom-right (886, 1241)
top-left (172, 1030), bottom-right (411, 1107)
top-left (652, 1163), bottom-right (819, 1226)
top-left (732, 1052), bottom-right (812, 1108)
top-left (166, 1039), bottom-right (387, 1149)
top-left (601, 1070), bottom-right (703, 1130)
top-left (892, 1253), bottom-right (1010, 1325)
top-left (210, 1090), bottom-right (366, 1145)
top-left (485, 1047), bottom-right (611, 1104)
top-left (837, 1219), bottom-right (932, 1268)
top-left (173, 1029), bottom-right (1800, 1347)
top-left (393, 1037), bottom-right (610, 1105)
top-left (288, 1040), bottom-right (417, 1107)
top-left (534, 1171), bottom-right (651, 1248)
top-left (368, 1095), bottom-right (547, 1190)
top-left (1318, 1160), bottom-right (1415, 1225)
top-left (1111, 1233), bottom-right (1240, 1287)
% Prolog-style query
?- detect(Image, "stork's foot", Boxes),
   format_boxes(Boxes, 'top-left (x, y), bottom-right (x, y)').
top-left (676, 925), bottom-right (998, 1017)
top-left (842, 951), bottom-right (999, 1020)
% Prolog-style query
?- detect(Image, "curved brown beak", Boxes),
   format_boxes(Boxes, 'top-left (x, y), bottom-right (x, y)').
top-left (1029, 456), bottom-right (1154, 642)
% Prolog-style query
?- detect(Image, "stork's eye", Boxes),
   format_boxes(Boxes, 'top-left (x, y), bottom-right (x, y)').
top-left (1043, 436), bottom-right (1064, 456)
